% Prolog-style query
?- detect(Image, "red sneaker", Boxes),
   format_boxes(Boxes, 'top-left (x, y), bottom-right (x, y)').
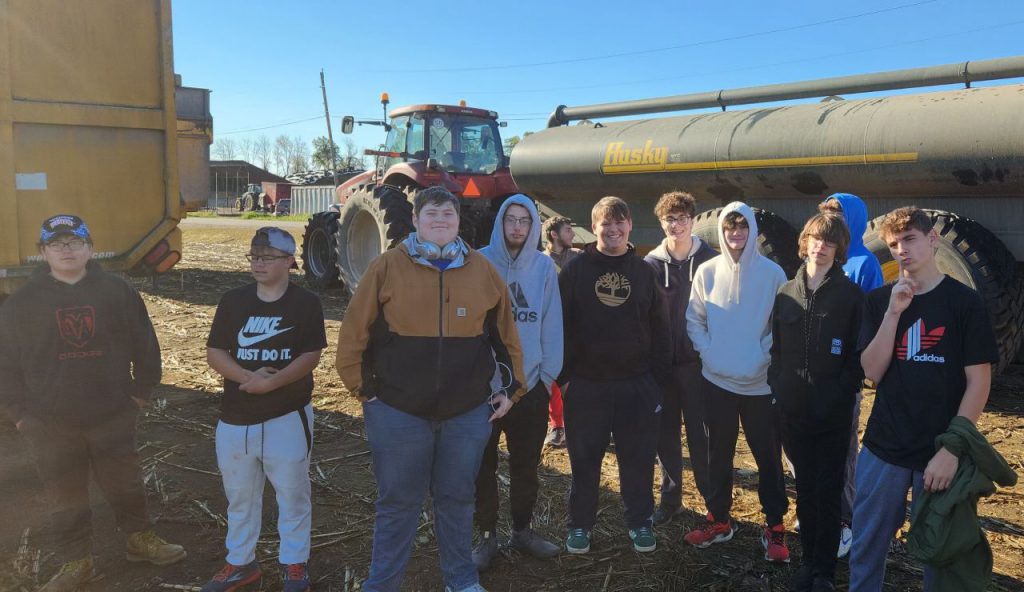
top-left (762, 523), bottom-right (791, 563)
top-left (684, 513), bottom-right (735, 548)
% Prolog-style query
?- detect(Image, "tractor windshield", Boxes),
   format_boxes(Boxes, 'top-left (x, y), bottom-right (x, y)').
top-left (426, 113), bottom-right (504, 174)
top-left (383, 115), bottom-right (426, 169)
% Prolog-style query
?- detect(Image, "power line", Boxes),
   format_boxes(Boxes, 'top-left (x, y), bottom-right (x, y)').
top-left (375, 0), bottom-right (940, 73)
top-left (454, 19), bottom-right (1024, 96)
top-left (218, 114), bottom-right (321, 134)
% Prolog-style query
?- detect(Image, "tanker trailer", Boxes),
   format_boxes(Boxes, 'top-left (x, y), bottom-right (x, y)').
top-left (511, 56), bottom-right (1024, 370)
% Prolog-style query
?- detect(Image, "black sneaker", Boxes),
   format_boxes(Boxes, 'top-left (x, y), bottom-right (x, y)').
top-left (789, 565), bottom-right (814, 592)
top-left (652, 504), bottom-right (682, 526)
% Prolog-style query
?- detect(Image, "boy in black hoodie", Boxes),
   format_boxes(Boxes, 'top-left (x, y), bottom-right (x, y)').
top-left (559, 197), bottom-right (671, 555)
top-left (0, 215), bottom-right (184, 592)
top-left (643, 191), bottom-right (717, 524)
top-left (769, 213), bottom-right (864, 592)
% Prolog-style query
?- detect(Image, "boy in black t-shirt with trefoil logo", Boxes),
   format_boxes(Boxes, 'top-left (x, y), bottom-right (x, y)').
top-left (850, 207), bottom-right (998, 592)
top-left (204, 227), bottom-right (327, 592)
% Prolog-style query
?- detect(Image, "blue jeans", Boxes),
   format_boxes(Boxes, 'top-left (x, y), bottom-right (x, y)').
top-left (849, 447), bottom-right (936, 592)
top-left (362, 399), bottom-right (492, 592)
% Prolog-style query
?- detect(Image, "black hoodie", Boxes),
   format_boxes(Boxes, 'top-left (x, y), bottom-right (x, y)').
top-left (643, 236), bottom-right (718, 366)
top-left (768, 262), bottom-right (864, 432)
top-left (0, 261), bottom-right (162, 426)
top-left (558, 242), bottom-right (671, 386)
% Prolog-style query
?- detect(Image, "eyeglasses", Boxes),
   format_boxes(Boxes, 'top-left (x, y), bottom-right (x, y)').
top-left (45, 238), bottom-right (88, 251)
top-left (504, 216), bottom-right (532, 227)
top-left (245, 253), bottom-right (291, 263)
top-left (661, 215), bottom-right (691, 226)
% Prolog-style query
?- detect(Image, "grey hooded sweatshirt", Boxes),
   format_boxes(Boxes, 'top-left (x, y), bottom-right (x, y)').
top-left (686, 202), bottom-right (787, 395)
top-left (479, 194), bottom-right (563, 392)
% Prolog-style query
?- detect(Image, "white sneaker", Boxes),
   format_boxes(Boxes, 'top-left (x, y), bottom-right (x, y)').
top-left (837, 523), bottom-right (853, 558)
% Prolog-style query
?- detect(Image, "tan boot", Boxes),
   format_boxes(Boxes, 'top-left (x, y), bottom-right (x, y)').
top-left (125, 529), bottom-right (187, 566)
top-left (37, 557), bottom-right (94, 592)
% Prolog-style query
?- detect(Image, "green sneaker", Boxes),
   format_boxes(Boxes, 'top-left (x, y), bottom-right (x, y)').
top-left (565, 528), bottom-right (591, 554)
top-left (629, 526), bottom-right (657, 553)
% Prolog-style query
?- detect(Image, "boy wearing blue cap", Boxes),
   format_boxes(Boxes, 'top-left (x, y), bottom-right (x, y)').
top-left (0, 215), bottom-right (185, 592)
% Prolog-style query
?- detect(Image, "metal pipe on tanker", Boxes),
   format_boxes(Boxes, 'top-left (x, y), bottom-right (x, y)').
top-left (547, 56), bottom-right (1024, 126)
top-left (514, 84), bottom-right (1024, 207)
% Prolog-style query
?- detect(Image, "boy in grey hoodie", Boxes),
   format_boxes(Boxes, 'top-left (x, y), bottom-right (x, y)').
top-left (473, 194), bottom-right (563, 569)
top-left (684, 202), bottom-right (790, 563)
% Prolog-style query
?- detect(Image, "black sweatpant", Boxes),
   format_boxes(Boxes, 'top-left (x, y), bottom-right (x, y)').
top-left (702, 376), bottom-right (788, 526)
top-left (657, 362), bottom-right (710, 508)
top-left (564, 374), bottom-right (661, 531)
top-left (21, 404), bottom-right (151, 560)
top-left (782, 419), bottom-right (850, 579)
top-left (475, 382), bottom-right (550, 532)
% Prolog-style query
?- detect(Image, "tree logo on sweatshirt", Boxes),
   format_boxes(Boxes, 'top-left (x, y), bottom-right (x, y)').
top-left (56, 306), bottom-right (96, 348)
top-left (594, 272), bottom-right (631, 307)
top-left (897, 318), bottom-right (946, 363)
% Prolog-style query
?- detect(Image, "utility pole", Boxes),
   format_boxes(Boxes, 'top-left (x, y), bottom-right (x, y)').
top-left (320, 69), bottom-right (339, 187)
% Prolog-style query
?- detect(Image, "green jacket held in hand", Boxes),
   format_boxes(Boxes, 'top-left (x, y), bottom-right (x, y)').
top-left (907, 415), bottom-right (1018, 592)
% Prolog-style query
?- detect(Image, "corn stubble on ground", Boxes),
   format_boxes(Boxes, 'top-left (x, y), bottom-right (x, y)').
top-left (0, 222), bottom-right (1023, 591)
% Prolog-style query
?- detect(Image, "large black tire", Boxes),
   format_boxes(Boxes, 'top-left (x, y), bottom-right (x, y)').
top-left (863, 209), bottom-right (1023, 372)
top-left (336, 185), bottom-right (415, 295)
top-left (301, 211), bottom-right (342, 288)
top-left (691, 207), bottom-right (802, 278)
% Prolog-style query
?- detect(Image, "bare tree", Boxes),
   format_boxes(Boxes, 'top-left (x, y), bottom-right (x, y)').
top-left (238, 137), bottom-right (256, 164)
top-left (253, 135), bottom-right (271, 170)
top-left (290, 135), bottom-right (309, 173)
top-left (273, 135), bottom-right (292, 174)
top-left (342, 138), bottom-right (366, 170)
top-left (212, 138), bottom-right (237, 160)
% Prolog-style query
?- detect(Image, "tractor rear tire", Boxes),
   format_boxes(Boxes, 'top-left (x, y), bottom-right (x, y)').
top-left (301, 211), bottom-right (342, 289)
top-left (863, 209), bottom-right (1023, 372)
top-left (336, 185), bottom-right (415, 295)
top-left (691, 207), bottom-right (802, 278)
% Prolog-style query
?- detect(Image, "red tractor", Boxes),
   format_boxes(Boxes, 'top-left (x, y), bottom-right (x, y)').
top-left (301, 94), bottom-right (520, 293)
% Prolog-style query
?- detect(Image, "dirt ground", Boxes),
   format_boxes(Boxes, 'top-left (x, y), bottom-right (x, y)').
top-left (1, 221), bottom-right (1022, 592)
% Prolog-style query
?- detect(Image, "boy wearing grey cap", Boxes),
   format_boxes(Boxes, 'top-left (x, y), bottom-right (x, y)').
top-left (0, 215), bottom-right (185, 592)
top-left (204, 227), bottom-right (327, 592)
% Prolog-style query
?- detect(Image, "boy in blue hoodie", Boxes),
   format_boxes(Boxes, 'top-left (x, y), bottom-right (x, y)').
top-left (473, 194), bottom-right (563, 570)
top-left (819, 192), bottom-right (884, 557)
top-left (685, 202), bottom-right (790, 563)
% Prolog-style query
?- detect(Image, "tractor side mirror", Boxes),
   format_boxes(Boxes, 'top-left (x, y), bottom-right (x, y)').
top-left (341, 116), bottom-right (354, 134)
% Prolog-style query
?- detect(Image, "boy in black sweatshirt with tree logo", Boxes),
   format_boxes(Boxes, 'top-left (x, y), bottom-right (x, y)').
top-left (558, 197), bottom-right (671, 555)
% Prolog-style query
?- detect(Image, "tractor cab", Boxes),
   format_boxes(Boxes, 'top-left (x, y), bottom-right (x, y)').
top-left (381, 104), bottom-right (507, 175)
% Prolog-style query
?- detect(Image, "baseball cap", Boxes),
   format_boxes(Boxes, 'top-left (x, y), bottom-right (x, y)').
top-left (250, 227), bottom-right (298, 268)
top-left (40, 214), bottom-right (91, 244)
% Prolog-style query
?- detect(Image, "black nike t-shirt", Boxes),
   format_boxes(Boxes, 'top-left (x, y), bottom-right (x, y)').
top-left (207, 282), bottom-right (327, 425)
top-left (858, 276), bottom-right (997, 470)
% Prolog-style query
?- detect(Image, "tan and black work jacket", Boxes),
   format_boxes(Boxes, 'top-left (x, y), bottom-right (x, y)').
top-left (336, 244), bottom-right (525, 420)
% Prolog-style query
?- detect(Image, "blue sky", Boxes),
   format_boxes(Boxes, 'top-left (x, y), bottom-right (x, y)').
top-left (173, 0), bottom-right (1024, 166)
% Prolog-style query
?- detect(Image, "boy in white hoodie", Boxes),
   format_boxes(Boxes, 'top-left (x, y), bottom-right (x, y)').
top-left (684, 202), bottom-right (790, 563)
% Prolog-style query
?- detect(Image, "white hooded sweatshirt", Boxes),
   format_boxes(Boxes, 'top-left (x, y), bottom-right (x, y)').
top-left (686, 202), bottom-right (786, 396)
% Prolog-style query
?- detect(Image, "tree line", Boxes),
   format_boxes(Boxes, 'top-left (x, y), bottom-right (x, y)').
top-left (212, 135), bottom-right (368, 176)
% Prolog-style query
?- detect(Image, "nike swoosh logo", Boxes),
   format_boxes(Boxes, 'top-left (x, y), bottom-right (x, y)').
top-left (237, 326), bottom-right (293, 347)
